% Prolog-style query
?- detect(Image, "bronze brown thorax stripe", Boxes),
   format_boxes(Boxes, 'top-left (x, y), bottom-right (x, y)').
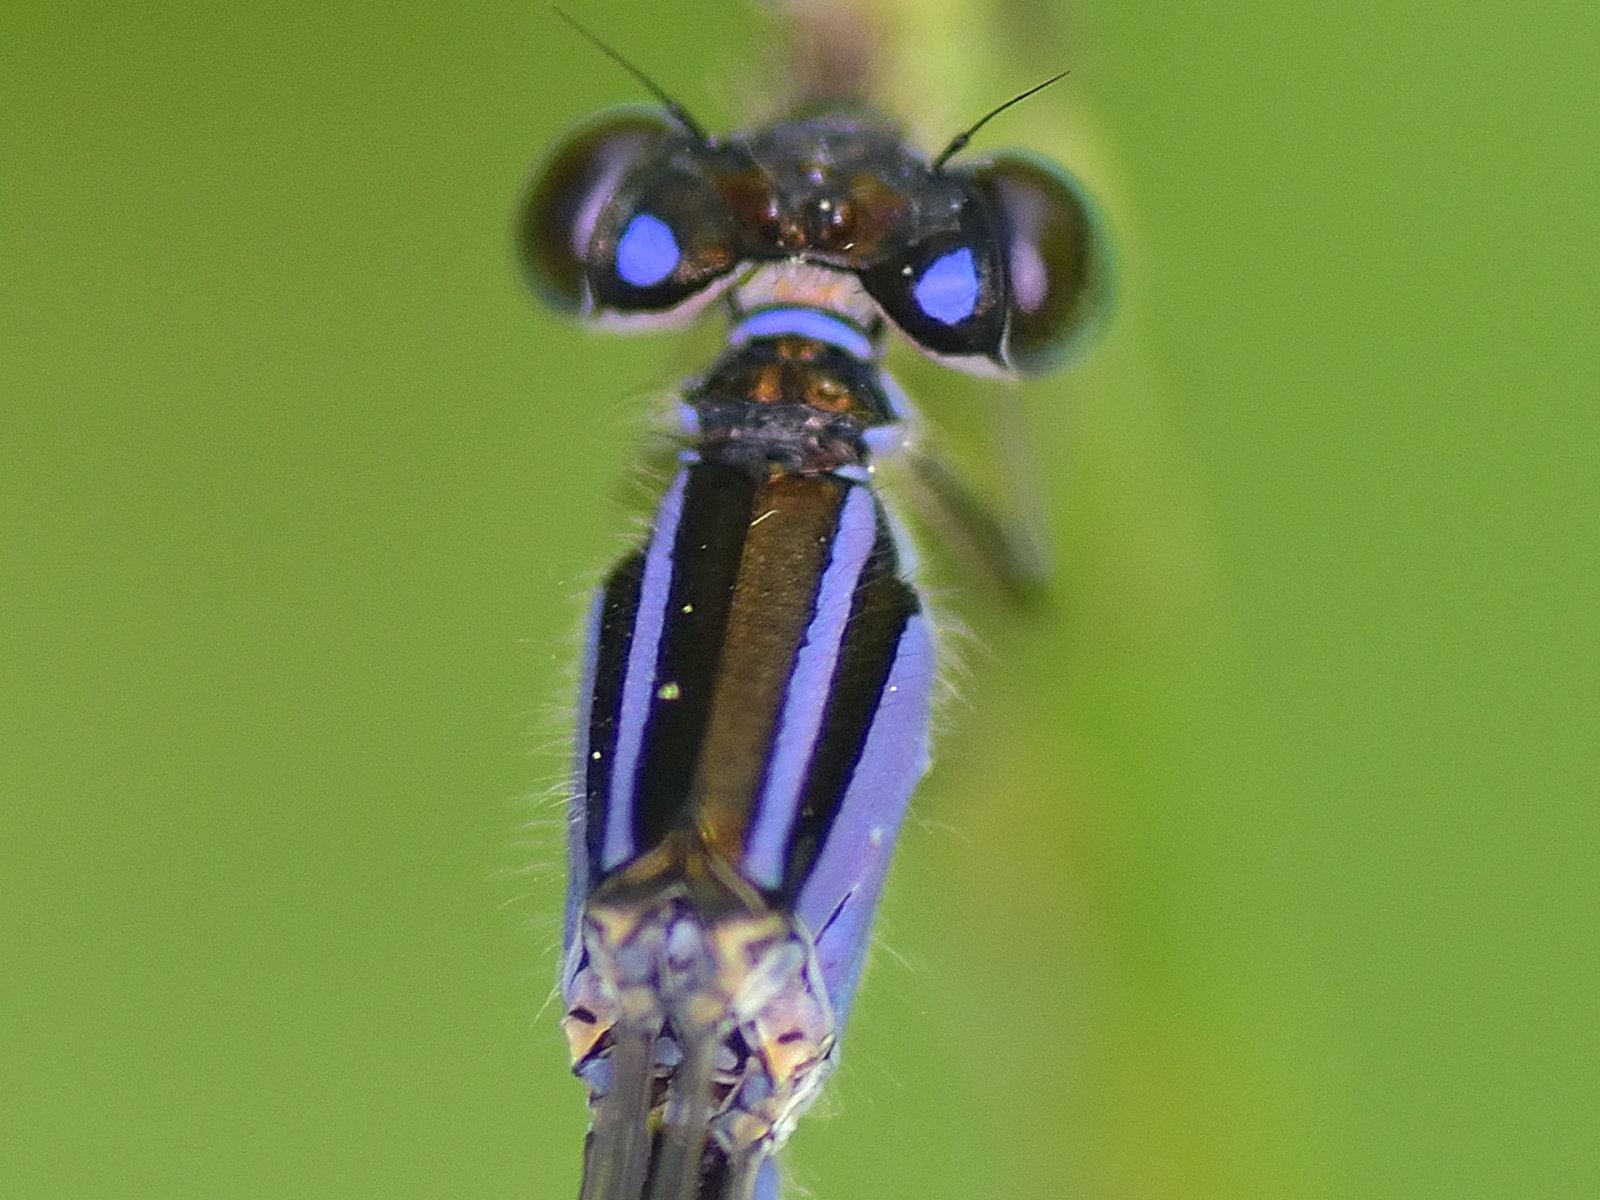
top-left (691, 471), bottom-right (848, 863)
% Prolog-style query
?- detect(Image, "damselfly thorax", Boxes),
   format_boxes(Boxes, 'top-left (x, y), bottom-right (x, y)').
top-left (517, 25), bottom-right (1108, 1200)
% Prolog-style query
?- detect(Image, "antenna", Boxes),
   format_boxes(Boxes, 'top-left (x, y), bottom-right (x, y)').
top-left (551, 7), bottom-right (709, 144)
top-left (930, 71), bottom-right (1069, 172)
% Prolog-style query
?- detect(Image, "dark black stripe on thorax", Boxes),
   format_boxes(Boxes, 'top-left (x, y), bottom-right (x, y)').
top-left (779, 502), bottom-right (919, 898)
top-left (630, 462), bottom-right (764, 855)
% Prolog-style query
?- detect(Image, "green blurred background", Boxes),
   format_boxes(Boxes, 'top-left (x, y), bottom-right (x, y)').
top-left (4, 1), bottom-right (1596, 1196)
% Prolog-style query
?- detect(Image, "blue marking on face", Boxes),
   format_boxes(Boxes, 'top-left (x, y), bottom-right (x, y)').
top-left (913, 247), bottom-right (980, 325)
top-left (733, 307), bottom-right (874, 361)
top-left (615, 213), bottom-right (680, 288)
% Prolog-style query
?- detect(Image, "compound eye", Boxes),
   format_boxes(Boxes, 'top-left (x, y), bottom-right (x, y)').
top-left (584, 160), bottom-right (741, 319)
top-left (517, 107), bottom-right (682, 316)
top-left (971, 153), bottom-right (1110, 375)
top-left (517, 107), bottom-right (739, 325)
top-left (860, 196), bottom-right (1006, 366)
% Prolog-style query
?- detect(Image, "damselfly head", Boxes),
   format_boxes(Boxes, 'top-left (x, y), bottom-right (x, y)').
top-left (519, 104), bottom-right (1109, 375)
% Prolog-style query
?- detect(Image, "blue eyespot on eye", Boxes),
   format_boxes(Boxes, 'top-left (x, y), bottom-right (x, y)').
top-left (912, 247), bottom-right (980, 326)
top-left (615, 213), bottom-right (680, 288)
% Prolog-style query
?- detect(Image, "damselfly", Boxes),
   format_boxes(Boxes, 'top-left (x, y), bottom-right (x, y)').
top-left (517, 12), bottom-right (1108, 1198)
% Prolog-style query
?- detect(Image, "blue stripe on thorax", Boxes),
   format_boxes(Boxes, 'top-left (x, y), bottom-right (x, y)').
top-left (599, 469), bottom-right (688, 871)
top-left (742, 483), bottom-right (878, 889)
top-left (796, 609), bottom-right (935, 1014)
